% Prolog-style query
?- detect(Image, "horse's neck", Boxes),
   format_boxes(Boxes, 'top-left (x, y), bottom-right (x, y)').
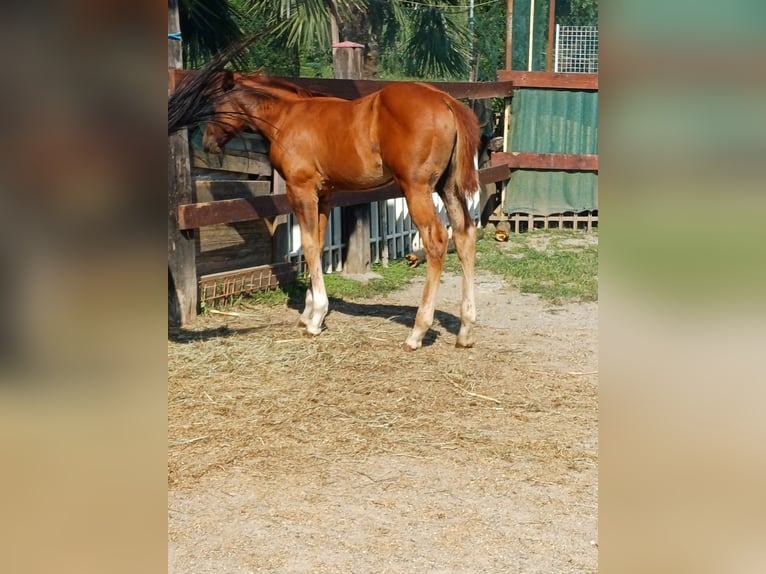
top-left (237, 91), bottom-right (293, 141)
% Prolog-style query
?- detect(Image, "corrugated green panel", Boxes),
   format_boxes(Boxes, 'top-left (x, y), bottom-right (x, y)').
top-left (504, 171), bottom-right (598, 216)
top-left (509, 89), bottom-right (598, 154)
top-left (504, 89), bottom-right (599, 215)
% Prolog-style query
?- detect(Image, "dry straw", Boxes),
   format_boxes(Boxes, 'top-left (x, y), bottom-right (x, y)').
top-left (169, 299), bottom-right (596, 489)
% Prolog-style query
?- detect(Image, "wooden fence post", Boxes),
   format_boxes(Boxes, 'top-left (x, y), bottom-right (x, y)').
top-left (333, 41), bottom-right (372, 276)
top-left (168, 0), bottom-right (197, 326)
top-left (270, 171), bottom-right (290, 263)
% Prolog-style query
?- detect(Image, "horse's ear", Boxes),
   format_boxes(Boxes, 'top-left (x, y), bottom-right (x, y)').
top-left (221, 70), bottom-right (235, 91)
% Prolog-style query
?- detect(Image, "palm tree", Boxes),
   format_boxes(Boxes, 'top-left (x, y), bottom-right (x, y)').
top-left (177, 0), bottom-right (248, 68)
top-left (399, 1), bottom-right (471, 78)
top-left (176, 0), bottom-right (472, 79)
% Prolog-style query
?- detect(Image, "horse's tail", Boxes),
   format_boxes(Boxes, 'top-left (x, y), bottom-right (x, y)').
top-left (447, 98), bottom-right (481, 200)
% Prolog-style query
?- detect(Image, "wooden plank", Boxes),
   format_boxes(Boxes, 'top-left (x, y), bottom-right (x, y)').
top-left (196, 220), bottom-right (273, 276)
top-left (182, 166), bottom-right (508, 229)
top-left (491, 152), bottom-right (598, 171)
top-left (194, 180), bottom-right (271, 202)
top-left (269, 171), bottom-right (289, 262)
top-left (189, 128), bottom-right (269, 157)
top-left (181, 166), bottom-right (509, 231)
top-left (168, 1), bottom-right (197, 327)
top-left (192, 147), bottom-right (272, 176)
top-left (505, 0), bottom-right (513, 70)
top-left (334, 45), bottom-right (372, 276)
top-left (194, 181), bottom-right (281, 275)
top-left (479, 164), bottom-right (511, 184)
top-left (342, 204), bottom-right (371, 274)
top-left (178, 196), bottom-right (292, 230)
top-left (271, 77), bottom-right (515, 100)
top-left (496, 70), bottom-right (598, 90)
top-left (170, 69), bottom-right (513, 100)
top-left (177, 185), bottom-right (405, 230)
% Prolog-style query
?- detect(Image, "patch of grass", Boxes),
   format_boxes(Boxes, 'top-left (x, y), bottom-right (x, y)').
top-left (323, 260), bottom-right (425, 300)
top-left (206, 259), bottom-right (425, 311)
top-left (445, 230), bottom-right (598, 304)
top-left (502, 244), bottom-right (597, 303)
top-left (206, 230), bottom-right (597, 312)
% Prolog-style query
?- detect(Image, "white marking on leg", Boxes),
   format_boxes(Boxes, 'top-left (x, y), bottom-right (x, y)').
top-left (299, 288), bottom-right (313, 326)
top-left (305, 260), bottom-right (328, 336)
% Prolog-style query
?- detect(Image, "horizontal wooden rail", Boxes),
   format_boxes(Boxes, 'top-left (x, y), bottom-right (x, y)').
top-left (496, 70), bottom-right (598, 90)
top-left (177, 165), bottom-right (513, 231)
top-left (178, 195), bottom-right (290, 230)
top-left (491, 152), bottom-right (598, 171)
top-left (178, 183), bottom-right (399, 230)
top-left (285, 77), bottom-right (514, 100)
top-left (170, 69), bottom-right (514, 100)
top-left (479, 164), bottom-right (511, 185)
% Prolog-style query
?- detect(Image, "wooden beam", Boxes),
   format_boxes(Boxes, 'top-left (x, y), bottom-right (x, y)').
top-left (170, 69), bottom-right (514, 100)
top-left (279, 77), bottom-right (515, 100)
top-left (178, 195), bottom-right (292, 230)
top-left (177, 184), bottom-right (404, 230)
top-left (194, 180), bottom-right (271, 202)
top-left (547, 0), bottom-right (556, 73)
top-left (168, 0), bottom-right (197, 327)
top-left (479, 164), bottom-right (511, 184)
top-left (505, 0), bottom-right (513, 70)
top-left (496, 70), bottom-right (598, 90)
top-left (491, 152), bottom-right (598, 171)
top-left (192, 147), bottom-right (272, 176)
top-left (178, 164), bottom-right (511, 231)
top-left (334, 47), bottom-right (372, 277)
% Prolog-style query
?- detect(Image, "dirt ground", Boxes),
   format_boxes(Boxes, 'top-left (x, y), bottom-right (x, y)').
top-left (168, 252), bottom-right (598, 573)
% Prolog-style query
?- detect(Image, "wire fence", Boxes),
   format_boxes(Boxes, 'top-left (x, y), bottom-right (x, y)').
top-left (554, 25), bottom-right (598, 74)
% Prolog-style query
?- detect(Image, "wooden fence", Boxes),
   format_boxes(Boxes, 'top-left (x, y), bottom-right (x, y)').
top-left (168, 70), bottom-right (598, 326)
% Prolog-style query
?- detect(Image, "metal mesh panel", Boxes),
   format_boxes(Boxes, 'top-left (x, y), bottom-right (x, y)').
top-left (554, 25), bottom-right (598, 74)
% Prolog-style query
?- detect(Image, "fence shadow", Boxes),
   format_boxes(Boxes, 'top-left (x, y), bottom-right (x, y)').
top-left (168, 295), bottom-right (462, 348)
top-left (168, 324), bottom-right (275, 344)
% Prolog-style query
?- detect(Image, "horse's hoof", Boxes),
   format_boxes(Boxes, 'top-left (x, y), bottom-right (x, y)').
top-left (455, 340), bottom-right (474, 349)
top-left (403, 339), bottom-right (421, 351)
top-left (303, 324), bottom-right (323, 337)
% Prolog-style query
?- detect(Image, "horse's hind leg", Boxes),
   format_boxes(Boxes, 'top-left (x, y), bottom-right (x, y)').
top-left (440, 187), bottom-right (477, 348)
top-left (402, 187), bottom-right (449, 350)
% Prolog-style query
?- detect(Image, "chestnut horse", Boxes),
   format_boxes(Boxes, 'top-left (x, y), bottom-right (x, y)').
top-left (203, 72), bottom-right (479, 350)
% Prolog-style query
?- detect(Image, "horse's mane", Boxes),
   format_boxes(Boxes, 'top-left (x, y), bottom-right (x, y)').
top-left (168, 30), bottom-right (271, 134)
top-left (239, 74), bottom-right (331, 99)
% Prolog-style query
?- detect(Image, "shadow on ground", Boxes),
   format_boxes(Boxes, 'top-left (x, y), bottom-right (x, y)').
top-left (168, 296), bottom-right (462, 349)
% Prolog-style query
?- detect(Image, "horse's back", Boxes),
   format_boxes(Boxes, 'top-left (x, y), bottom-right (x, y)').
top-left (376, 82), bottom-right (456, 118)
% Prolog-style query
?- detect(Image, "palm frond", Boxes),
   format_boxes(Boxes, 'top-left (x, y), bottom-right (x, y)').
top-left (403, 3), bottom-right (471, 78)
top-left (179, 0), bottom-right (249, 68)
